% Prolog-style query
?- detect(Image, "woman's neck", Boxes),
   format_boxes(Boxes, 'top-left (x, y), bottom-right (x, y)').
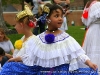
top-left (46, 28), bottom-right (58, 33)
top-left (46, 28), bottom-right (62, 36)
top-left (23, 31), bottom-right (33, 42)
top-left (0, 40), bottom-right (3, 42)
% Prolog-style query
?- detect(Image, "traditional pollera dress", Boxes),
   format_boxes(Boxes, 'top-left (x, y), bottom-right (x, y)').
top-left (82, 1), bottom-right (100, 74)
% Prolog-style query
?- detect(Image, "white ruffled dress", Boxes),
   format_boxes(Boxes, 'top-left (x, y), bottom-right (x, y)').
top-left (20, 32), bottom-right (90, 71)
top-left (82, 1), bottom-right (100, 72)
top-left (13, 35), bottom-right (36, 59)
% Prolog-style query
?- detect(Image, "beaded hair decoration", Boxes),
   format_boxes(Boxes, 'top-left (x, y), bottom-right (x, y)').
top-left (15, 5), bottom-right (36, 27)
top-left (16, 5), bottom-right (33, 21)
top-left (38, 5), bottom-right (50, 24)
top-left (43, 5), bottom-right (50, 14)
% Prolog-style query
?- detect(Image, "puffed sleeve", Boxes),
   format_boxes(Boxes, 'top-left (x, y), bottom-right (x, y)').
top-left (19, 36), bottom-right (37, 66)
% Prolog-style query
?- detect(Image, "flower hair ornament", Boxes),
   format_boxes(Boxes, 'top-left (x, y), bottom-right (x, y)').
top-left (28, 19), bottom-right (36, 28)
top-left (16, 5), bottom-right (36, 27)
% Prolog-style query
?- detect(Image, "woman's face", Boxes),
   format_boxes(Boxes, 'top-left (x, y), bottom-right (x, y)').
top-left (0, 32), bottom-right (5, 42)
top-left (15, 22), bottom-right (23, 34)
top-left (48, 9), bottom-right (63, 29)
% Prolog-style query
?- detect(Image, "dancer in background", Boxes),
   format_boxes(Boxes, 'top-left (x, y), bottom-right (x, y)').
top-left (82, 0), bottom-right (100, 73)
top-left (0, 5), bottom-right (37, 75)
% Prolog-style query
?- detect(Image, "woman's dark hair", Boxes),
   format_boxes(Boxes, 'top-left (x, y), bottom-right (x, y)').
top-left (47, 4), bottom-right (63, 17)
top-left (0, 47), bottom-right (5, 56)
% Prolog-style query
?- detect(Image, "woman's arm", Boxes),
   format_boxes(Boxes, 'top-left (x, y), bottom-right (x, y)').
top-left (38, 0), bottom-right (45, 4)
top-left (8, 56), bottom-right (22, 62)
top-left (5, 53), bottom-right (13, 59)
top-left (65, 0), bottom-right (70, 4)
top-left (85, 60), bottom-right (97, 70)
top-left (54, 0), bottom-right (70, 4)
top-left (11, 49), bottom-right (14, 54)
top-left (78, 54), bottom-right (97, 70)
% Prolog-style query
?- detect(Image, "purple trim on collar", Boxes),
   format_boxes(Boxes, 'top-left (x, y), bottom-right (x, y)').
top-left (38, 32), bottom-right (70, 44)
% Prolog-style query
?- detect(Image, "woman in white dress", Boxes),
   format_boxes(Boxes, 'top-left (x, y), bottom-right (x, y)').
top-left (82, 0), bottom-right (100, 73)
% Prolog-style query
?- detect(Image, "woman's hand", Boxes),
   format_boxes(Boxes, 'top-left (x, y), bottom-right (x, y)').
top-left (85, 60), bottom-right (98, 70)
top-left (5, 53), bottom-right (13, 59)
top-left (8, 57), bottom-right (22, 62)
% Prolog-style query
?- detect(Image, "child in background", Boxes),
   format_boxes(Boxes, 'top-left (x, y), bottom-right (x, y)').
top-left (0, 4), bottom-right (98, 75)
top-left (35, 4), bottom-right (46, 34)
top-left (59, 2), bottom-right (70, 31)
top-left (0, 28), bottom-right (14, 67)
top-left (0, 47), bottom-right (5, 70)
top-left (0, 47), bottom-right (5, 62)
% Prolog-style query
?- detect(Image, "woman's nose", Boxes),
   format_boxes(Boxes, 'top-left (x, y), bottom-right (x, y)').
top-left (59, 16), bottom-right (63, 21)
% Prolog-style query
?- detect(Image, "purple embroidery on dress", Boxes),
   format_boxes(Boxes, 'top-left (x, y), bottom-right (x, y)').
top-left (39, 32), bottom-right (70, 43)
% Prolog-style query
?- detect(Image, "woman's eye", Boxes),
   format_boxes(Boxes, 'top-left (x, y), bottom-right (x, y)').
top-left (55, 15), bottom-right (58, 17)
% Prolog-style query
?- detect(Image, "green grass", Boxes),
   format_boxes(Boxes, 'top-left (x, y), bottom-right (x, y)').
top-left (66, 26), bottom-right (86, 45)
top-left (7, 34), bottom-right (23, 45)
top-left (7, 26), bottom-right (86, 45)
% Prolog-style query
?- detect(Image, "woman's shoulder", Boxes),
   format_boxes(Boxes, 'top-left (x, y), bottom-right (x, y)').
top-left (24, 35), bottom-right (37, 44)
top-left (4, 40), bottom-right (11, 43)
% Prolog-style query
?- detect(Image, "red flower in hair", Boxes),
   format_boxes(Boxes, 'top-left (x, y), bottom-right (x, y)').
top-left (29, 20), bottom-right (36, 27)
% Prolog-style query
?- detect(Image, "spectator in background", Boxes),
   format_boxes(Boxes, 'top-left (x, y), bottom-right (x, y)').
top-left (32, 0), bottom-right (45, 35)
top-left (59, 2), bottom-right (71, 31)
top-left (0, 47), bottom-right (5, 70)
top-left (0, 47), bottom-right (5, 63)
top-left (0, 28), bottom-right (14, 67)
top-left (24, 0), bottom-right (34, 10)
top-left (36, 4), bottom-right (46, 34)
top-left (51, 0), bottom-right (70, 4)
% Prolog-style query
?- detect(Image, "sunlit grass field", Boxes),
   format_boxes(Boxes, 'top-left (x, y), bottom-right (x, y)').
top-left (66, 26), bottom-right (86, 46)
top-left (7, 26), bottom-right (86, 46)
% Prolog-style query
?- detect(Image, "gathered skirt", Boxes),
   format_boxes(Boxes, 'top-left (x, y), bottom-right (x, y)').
top-left (0, 62), bottom-right (98, 75)
top-left (82, 24), bottom-right (100, 72)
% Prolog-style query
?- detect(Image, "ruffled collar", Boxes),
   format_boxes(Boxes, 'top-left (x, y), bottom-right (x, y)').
top-left (38, 32), bottom-right (70, 43)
